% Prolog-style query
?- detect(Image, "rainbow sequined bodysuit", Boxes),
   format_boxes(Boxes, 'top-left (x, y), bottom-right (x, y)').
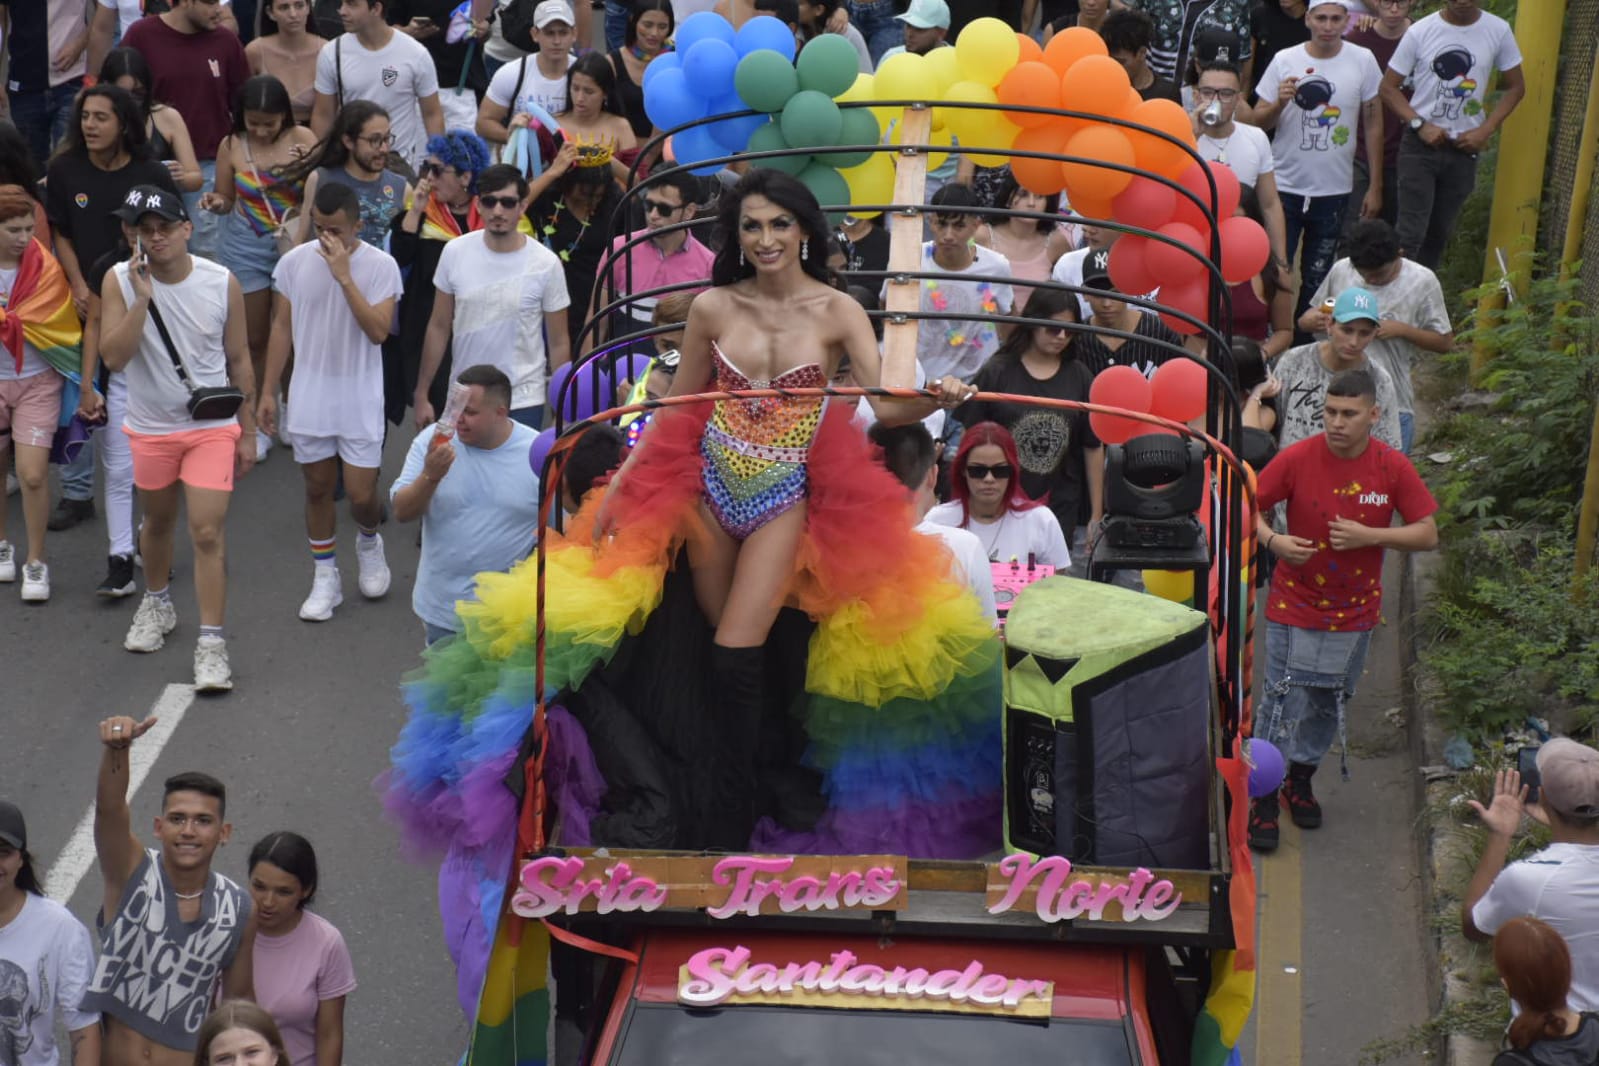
top-left (701, 342), bottom-right (826, 540)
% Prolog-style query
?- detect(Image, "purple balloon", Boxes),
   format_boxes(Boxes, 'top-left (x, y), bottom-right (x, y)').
top-left (548, 363), bottom-right (576, 419)
top-left (529, 427), bottom-right (557, 478)
top-left (1245, 738), bottom-right (1285, 799)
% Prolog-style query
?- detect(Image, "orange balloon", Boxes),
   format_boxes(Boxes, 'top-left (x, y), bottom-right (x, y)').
top-left (1061, 54), bottom-right (1133, 122)
top-left (1062, 123), bottom-right (1135, 200)
top-left (1065, 191), bottom-right (1114, 223)
top-left (996, 61), bottom-right (1062, 128)
top-left (1016, 32), bottom-right (1044, 65)
top-left (1124, 87), bottom-right (1143, 116)
top-left (1126, 98), bottom-right (1198, 179)
top-left (1010, 125), bottom-right (1070, 195)
top-left (1042, 25), bottom-right (1107, 78)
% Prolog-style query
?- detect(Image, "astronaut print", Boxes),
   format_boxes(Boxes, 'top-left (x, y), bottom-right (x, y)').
top-left (1428, 47), bottom-right (1480, 121)
top-left (1292, 75), bottom-right (1345, 152)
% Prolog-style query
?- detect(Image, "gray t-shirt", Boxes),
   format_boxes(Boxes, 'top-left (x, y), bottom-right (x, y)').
top-left (1308, 259), bottom-right (1451, 415)
top-left (317, 166), bottom-right (408, 250)
top-left (81, 849), bottom-right (251, 1052)
top-left (1274, 342), bottom-right (1403, 450)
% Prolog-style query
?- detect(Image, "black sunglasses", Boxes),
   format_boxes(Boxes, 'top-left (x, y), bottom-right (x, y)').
top-left (965, 462), bottom-right (1014, 480)
top-left (479, 194), bottom-right (521, 210)
top-left (643, 198), bottom-right (682, 215)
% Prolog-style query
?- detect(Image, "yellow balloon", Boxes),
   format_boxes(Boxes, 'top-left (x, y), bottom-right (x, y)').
top-left (840, 151), bottom-right (895, 216)
top-left (837, 72), bottom-right (898, 129)
top-left (891, 120), bottom-right (952, 170)
top-left (925, 46), bottom-right (964, 96)
top-left (1142, 569), bottom-right (1195, 603)
top-left (940, 79), bottom-right (998, 144)
top-left (955, 16), bottom-right (1020, 89)
top-left (875, 51), bottom-right (937, 105)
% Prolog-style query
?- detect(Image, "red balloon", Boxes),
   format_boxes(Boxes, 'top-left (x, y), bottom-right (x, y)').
top-left (1088, 365), bottom-right (1153, 444)
top-left (997, 62), bottom-right (1063, 128)
top-left (1009, 125), bottom-right (1070, 195)
top-left (1111, 175), bottom-right (1177, 231)
top-left (1107, 235), bottom-right (1156, 294)
top-left (1173, 160), bottom-right (1241, 231)
top-left (1218, 215), bottom-right (1271, 285)
top-left (1151, 355), bottom-right (1209, 422)
top-left (1158, 276), bottom-right (1210, 336)
top-left (1147, 221), bottom-right (1207, 285)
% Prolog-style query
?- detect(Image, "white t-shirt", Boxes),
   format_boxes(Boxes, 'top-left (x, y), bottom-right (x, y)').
top-left (486, 54), bottom-right (577, 124)
top-left (1196, 121), bottom-right (1275, 190)
top-left (1256, 42), bottom-right (1383, 198)
top-left (271, 239), bottom-right (404, 442)
top-left (1471, 842), bottom-right (1599, 1013)
top-left (0, 893), bottom-right (101, 1066)
top-left (1388, 10), bottom-right (1523, 139)
top-left (916, 518), bottom-right (998, 623)
top-left (116, 257), bottom-right (237, 436)
top-left (314, 31), bottom-right (441, 169)
top-left (433, 231), bottom-right (571, 411)
top-left (1050, 245), bottom-right (1094, 321)
top-left (838, 26), bottom-right (872, 74)
top-left (1306, 258), bottom-right (1450, 415)
top-left (889, 243), bottom-right (1014, 382)
top-left (924, 501), bottom-right (1071, 570)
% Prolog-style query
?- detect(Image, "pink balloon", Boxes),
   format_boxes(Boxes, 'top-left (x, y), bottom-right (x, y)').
top-left (1088, 364), bottom-right (1153, 444)
top-left (1173, 160), bottom-right (1242, 231)
top-left (1147, 221), bottom-right (1207, 286)
top-left (1107, 235), bottom-right (1157, 295)
top-left (1151, 355), bottom-right (1209, 422)
top-left (1218, 215), bottom-right (1271, 285)
top-left (1111, 175), bottom-right (1177, 231)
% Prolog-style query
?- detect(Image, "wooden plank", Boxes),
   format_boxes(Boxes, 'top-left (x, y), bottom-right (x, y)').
top-left (880, 106), bottom-right (933, 389)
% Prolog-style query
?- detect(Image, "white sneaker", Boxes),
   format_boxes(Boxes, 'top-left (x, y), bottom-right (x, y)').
top-left (299, 566), bottom-right (343, 621)
top-left (125, 595), bottom-right (178, 652)
top-left (0, 541), bottom-right (13, 582)
top-left (356, 533), bottom-right (391, 599)
top-left (256, 430), bottom-right (273, 462)
top-left (193, 636), bottom-right (233, 692)
top-left (20, 561), bottom-right (48, 602)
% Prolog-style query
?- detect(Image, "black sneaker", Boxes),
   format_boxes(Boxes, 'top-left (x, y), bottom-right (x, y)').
top-left (1282, 763), bottom-right (1323, 829)
top-left (1248, 795), bottom-right (1280, 852)
top-left (47, 497), bottom-right (95, 531)
top-left (97, 554), bottom-right (137, 598)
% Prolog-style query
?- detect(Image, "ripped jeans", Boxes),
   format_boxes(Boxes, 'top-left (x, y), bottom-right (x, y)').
top-left (1257, 620), bottom-right (1372, 772)
top-left (1282, 191), bottom-right (1350, 332)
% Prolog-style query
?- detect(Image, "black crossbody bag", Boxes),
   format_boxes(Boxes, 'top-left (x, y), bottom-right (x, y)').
top-left (147, 297), bottom-right (245, 421)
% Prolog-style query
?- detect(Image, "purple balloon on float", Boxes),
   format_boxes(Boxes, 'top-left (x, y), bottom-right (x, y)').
top-left (529, 427), bottom-right (556, 479)
top-left (1244, 738), bottom-right (1285, 799)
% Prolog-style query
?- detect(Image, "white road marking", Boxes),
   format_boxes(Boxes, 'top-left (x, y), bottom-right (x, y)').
top-left (44, 684), bottom-right (198, 904)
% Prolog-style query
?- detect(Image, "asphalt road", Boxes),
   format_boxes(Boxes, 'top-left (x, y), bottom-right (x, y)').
top-left (3, 435), bottom-right (1433, 1065)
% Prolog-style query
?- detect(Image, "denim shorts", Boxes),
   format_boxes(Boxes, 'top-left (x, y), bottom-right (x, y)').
top-left (1257, 620), bottom-right (1372, 768)
top-left (219, 212), bottom-right (281, 294)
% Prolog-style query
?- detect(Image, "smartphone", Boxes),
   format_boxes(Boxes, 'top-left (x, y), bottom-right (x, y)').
top-left (412, 15), bottom-right (433, 24)
top-left (1518, 744), bottom-right (1542, 804)
top-left (134, 236), bottom-right (147, 275)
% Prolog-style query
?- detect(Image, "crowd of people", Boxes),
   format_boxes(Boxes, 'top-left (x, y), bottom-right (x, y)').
top-left (0, 0), bottom-right (1557, 1062)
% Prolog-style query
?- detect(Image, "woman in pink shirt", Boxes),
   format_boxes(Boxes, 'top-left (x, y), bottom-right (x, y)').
top-left (248, 832), bottom-right (357, 1066)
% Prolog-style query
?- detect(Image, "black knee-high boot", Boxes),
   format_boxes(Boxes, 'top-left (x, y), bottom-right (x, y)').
top-left (704, 644), bottom-right (765, 849)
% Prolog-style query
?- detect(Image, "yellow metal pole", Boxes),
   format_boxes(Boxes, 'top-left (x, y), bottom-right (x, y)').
top-left (1468, 0), bottom-right (1568, 383)
top-left (1555, 53), bottom-right (1599, 332)
top-left (1575, 400), bottom-right (1599, 591)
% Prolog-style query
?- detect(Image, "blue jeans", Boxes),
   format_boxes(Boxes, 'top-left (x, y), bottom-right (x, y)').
top-left (1399, 411), bottom-right (1414, 455)
top-left (1282, 192), bottom-right (1349, 330)
top-left (183, 161), bottom-right (221, 262)
top-left (1258, 620), bottom-right (1372, 768)
top-left (603, 0), bottom-right (630, 52)
top-left (511, 405), bottom-right (545, 430)
top-left (60, 435), bottom-right (97, 502)
top-left (847, 0), bottom-right (902, 65)
top-left (10, 80), bottom-right (81, 168)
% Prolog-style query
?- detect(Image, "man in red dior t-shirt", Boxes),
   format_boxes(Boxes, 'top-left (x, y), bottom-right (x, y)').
top-left (1249, 367), bottom-right (1438, 852)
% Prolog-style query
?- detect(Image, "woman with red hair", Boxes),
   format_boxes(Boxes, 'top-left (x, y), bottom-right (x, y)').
top-left (926, 421), bottom-right (1071, 569)
top-left (1492, 916), bottom-right (1599, 1064)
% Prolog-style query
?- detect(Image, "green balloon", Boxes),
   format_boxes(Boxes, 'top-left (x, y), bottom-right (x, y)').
top-left (796, 162), bottom-right (850, 222)
top-left (779, 90), bottom-right (843, 151)
top-left (820, 107), bottom-right (880, 169)
top-left (745, 122), bottom-right (811, 175)
top-left (735, 51), bottom-right (800, 113)
top-left (796, 33), bottom-right (861, 97)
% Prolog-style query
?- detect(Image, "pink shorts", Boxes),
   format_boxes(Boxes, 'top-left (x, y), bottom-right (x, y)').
top-left (0, 372), bottom-right (64, 449)
top-left (126, 424), bottom-right (243, 492)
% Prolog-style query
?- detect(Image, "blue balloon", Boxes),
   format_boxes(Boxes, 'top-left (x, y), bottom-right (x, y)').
top-left (683, 38), bottom-right (739, 101)
top-left (734, 14), bottom-right (796, 62)
top-left (641, 50), bottom-right (682, 89)
top-left (706, 92), bottom-right (767, 152)
top-left (674, 10), bottom-right (736, 56)
top-left (643, 67), bottom-right (707, 131)
top-left (670, 124), bottom-right (728, 176)
top-left (528, 427), bottom-right (556, 479)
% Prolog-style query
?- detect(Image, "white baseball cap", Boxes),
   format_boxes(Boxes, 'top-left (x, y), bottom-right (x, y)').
top-left (534, 0), bottom-right (576, 28)
top-left (895, 0), bottom-right (950, 30)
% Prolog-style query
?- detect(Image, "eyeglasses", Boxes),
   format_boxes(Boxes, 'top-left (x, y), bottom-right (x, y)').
top-left (479, 194), bottom-right (521, 210)
top-left (965, 463), bottom-right (1013, 480)
top-left (643, 198), bottom-right (682, 216)
top-left (356, 132), bottom-right (394, 148)
top-left (1195, 87), bottom-right (1239, 101)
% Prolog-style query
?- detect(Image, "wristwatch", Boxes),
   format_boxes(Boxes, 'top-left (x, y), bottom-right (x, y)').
top-left (1408, 116), bottom-right (1425, 132)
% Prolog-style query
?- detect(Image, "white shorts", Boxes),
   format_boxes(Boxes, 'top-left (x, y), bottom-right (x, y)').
top-left (285, 431), bottom-right (383, 469)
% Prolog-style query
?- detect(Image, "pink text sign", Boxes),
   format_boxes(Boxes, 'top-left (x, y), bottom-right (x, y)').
top-left (985, 854), bottom-right (1183, 923)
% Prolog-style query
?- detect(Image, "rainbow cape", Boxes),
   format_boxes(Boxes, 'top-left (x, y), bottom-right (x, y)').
top-left (0, 238), bottom-right (82, 382)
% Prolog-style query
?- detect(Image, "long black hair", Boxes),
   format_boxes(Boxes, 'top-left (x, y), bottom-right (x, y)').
top-left (99, 48), bottom-right (156, 121)
top-left (563, 52), bottom-right (620, 117)
top-left (53, 84), bottom-right (149, 164)
top-left (990, 286), bottom-right (1079, 364)
top-left (624, 0), bottom-right (674, 47)
top-left (233, 75), bottom-right (296, 141)
top-left (710, 168), bottom-right (835, 288)
top-left (285, 99), bottom-right (389, 182)
top-left (994, 168), bottom-right (1061, 234)
top-left (248, 831), bottom-right (319, 909)
top-left (12, 847), bottom-right (43, 896)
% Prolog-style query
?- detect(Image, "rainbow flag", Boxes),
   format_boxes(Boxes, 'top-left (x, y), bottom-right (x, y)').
top-left (1192, 753), bottom-right (1257, 1066)
top-left (0, 238), bottom-right (81, 381)
top-left (470, 919), bottom-right (551, 1066)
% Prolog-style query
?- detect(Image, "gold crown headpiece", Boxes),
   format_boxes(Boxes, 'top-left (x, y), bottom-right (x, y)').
top-left (570, 133), bottom-right (615, 169)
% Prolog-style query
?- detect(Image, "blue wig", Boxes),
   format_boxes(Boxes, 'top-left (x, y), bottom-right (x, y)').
top-left (424, 130), bottom-right (492, 192)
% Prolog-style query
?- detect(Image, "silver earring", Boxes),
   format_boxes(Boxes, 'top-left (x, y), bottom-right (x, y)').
top-left (801, 238), bottom-right (809, 260)
top-left (739, 249), bottom-right (746, 267)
